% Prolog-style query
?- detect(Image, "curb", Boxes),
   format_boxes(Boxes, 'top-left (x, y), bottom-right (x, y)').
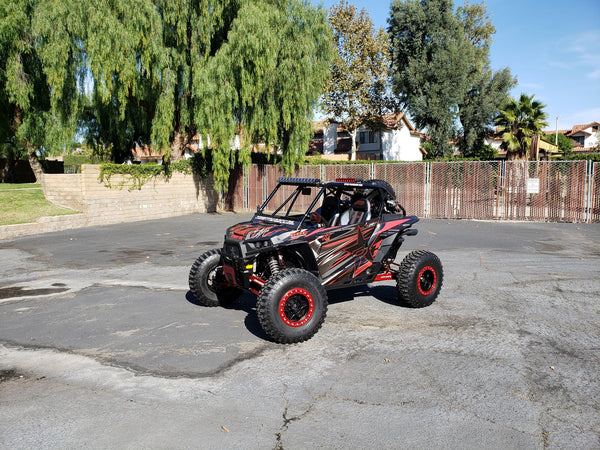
top-left (0, 214), bottom-right (88, 240)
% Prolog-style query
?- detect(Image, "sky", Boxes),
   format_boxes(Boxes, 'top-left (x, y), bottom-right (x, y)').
top-left (314, 0), bottom-right (600, 132)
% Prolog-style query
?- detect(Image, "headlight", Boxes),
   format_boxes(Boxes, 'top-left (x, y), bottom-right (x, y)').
top-left (245, 239), bottom-right (271, 251)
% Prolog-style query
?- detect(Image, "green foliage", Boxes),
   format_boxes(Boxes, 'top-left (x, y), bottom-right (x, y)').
top-left (63, 155), bottom-right (107, 166)
top-left (495, 93), bottom-right (548, 160)
top-left (390, 0), bottom-right (469, 157)
top-left (0, 0), bottom-right (57, 180)
top-left (456, 2), bottom-right (515, 158)
top-left (98, 152), bottom-right (213, 190)
top-left (2, 0), bottom-right (331, 191)
top-left (389, 0), bottom-right (514, 159)
top-left (322, 1), bottom-right (396, 159)
top-left (195, 0), bottom-right (333, 189)
top-left (98, 163), bottom-right (166, 191)
top-left (563, 153), bottom-right (600, 162)
top-left (544, 132), bottom-right (573, 155)
top-left (459, 68), bottom-right (515, 157)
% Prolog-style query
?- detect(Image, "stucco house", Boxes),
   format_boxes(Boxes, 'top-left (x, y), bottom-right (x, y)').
top-left (563, 122), bottom-right (599, 153)
top-left (310, 113), bottom-right (425, 161)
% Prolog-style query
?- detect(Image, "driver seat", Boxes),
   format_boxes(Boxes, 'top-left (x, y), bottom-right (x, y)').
top-left (319, 195), bottom-right (340, 226)
top-left (340, 198), bottom-right (371, 225)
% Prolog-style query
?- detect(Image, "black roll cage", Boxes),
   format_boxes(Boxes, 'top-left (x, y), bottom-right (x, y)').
top-left (256, 177), bottom-right (394, 230)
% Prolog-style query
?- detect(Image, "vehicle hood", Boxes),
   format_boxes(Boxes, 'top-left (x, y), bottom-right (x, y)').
top-left (226, 220), bottom-right (296, 241)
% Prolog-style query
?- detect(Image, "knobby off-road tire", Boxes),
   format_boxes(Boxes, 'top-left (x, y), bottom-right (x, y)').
top-left (397, 250), bottom-right (443, 308)
top-left (367, 179), bottom-right (396, 199)
top-left (189, 249), bottom-right (241, 307)
top-left (257, 268), bottom-right (328, 344)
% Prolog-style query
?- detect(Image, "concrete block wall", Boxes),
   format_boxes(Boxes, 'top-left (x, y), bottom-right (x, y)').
top-left (79, 165), bottom-right (218, 226)
top-left (42, 173), bottom-right (85, 210)
top-left (0, 164), bottom-right (219, 238)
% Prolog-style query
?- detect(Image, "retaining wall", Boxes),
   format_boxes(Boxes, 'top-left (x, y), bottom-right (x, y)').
top-left (1, 165), bottom-right (219, 239)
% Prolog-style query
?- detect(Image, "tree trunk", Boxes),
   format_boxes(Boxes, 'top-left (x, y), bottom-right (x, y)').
top-left (169, 129), bottom-right (186, 163)
top-left (27, 147), bottom-right (44, 183)
top-left (349, 128), bottom-right (357, 161)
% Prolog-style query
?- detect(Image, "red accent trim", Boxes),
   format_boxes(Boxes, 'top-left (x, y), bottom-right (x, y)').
top-left (249, 275), bottom-right (265, 287)
top-left (374, 271), bottom-right (393, 282)
top-left (417, 266), bottom-right (437, 296)
top-left (249, 288), bottom-right (260, 296)
top-left (336, 178), bottom-right (356, 182)
top-left (323, 235), bottom-right (354, 248)
top-left (279, 288), bottom-right (314, 327)
top-left (378, 218), bottom-right (411, 234)
top-left (353, 260), bottom-right (372, 277)
top-left (222, 265), bottom-right (237, 284)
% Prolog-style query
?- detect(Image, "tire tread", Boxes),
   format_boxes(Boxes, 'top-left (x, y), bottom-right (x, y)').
top-left (257, 268), bottom-right (327, 344)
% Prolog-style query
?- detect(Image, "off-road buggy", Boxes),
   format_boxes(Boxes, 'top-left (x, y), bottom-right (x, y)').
top-left (189, 177), bottom-right (443, 343)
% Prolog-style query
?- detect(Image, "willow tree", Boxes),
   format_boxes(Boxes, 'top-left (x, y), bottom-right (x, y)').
top-left (195, 0), bottom-right (333, 188)
top-left (322, 0), bottom-right (393, 161)
top-left (34, 0), bottom-right (166, 162)
top-left (33, 0), bottom-right (331, 189)
top-left (0, 0), bottom-right (56, 181)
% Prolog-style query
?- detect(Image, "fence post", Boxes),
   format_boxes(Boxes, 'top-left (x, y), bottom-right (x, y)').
top-left (242, 164), bottom-right (247, 211)
top-left (424, 162), bottom-right (431, 218)
top-left (585, 160), bottom-right (593, 223)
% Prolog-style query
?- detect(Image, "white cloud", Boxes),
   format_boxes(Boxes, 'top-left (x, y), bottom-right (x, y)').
top-left (568, 30), bottom-right (600, 80)
top-left (558, 108), bottom-right (600, 128)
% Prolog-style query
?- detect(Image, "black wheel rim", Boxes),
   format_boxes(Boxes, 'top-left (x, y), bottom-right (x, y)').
top-left (279, 288), bottom-right (314, 327)
top-left (206, 267), bottom-right (218, 293)
top-left (418, 266), bottom-right (436, 296)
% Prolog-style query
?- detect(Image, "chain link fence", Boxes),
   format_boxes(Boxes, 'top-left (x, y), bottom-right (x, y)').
top-left (229, 160), bottom-right (597, 223)
top-left (592, 163), bottom-right (600, 223)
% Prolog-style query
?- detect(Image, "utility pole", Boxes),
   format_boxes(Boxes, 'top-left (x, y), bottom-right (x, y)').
top-left (555, 116), bottom-right (559, 146)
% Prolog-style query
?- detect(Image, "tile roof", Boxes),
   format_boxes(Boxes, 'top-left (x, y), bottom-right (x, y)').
top-left (131, 144), bottom-right (163, 160)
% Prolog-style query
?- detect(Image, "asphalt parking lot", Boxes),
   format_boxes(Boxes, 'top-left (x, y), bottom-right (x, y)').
top-left (1, 213), bottom-right (599, 449)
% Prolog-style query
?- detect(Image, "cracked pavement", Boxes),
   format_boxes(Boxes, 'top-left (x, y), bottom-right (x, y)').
top-left (1, 214), bottom-right (599, 448)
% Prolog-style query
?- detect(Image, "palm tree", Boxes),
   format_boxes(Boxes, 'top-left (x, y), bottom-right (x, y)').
top-left (495, 93), bottom-right (548, 160)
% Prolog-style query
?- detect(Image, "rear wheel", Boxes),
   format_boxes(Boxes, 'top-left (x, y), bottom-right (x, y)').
top-left (257, 269), bottom-right (327, 343)
top-left (189, 249), bottom-right (241, 307)
top-left (397, 250), bottom-right (443, 308)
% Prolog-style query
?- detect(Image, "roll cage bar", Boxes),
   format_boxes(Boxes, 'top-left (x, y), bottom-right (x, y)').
top-left (255, 177), bottom-right (397, 230)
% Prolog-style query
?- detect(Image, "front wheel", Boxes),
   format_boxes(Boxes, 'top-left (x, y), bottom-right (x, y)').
top-left (257, 269), bottom-right (327, 344)
top-left (189, 249), bottom-right (241, 307)
top-left (396, 250), bottom-right (443, 308)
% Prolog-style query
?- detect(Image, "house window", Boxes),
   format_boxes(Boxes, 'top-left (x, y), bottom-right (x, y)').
top-left (368, 131), bottom-right (378, 144)
top-left (359, 132), bottom-right (366, 144)
top-left (573, 135), bottom-right (585, 146)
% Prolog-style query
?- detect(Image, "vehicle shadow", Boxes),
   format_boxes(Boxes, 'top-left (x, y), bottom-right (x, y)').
top-left (186, 282), bottom-right (413, 342)
top-left (185, 290), bottom-right (270, 341)
top-left (326, 284), bottom-right (413, 308)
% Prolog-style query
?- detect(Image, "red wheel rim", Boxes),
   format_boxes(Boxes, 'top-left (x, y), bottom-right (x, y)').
top-left (279, 288), bottom-right (314, 327)
top-left (417, 266), bottom-right (437, 296)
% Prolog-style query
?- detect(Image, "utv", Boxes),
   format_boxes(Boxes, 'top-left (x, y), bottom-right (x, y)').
top-left (189, 177), bottom-right (443, 343)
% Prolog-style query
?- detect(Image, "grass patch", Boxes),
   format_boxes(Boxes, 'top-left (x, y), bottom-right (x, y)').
top-left (0, 183), bottom-right (41, 191)
top-left (0, 184), bottom-right (78, 226)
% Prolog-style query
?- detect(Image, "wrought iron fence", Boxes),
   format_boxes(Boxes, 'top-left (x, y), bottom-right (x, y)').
top-left (230, 160), bottom-right (597, 223)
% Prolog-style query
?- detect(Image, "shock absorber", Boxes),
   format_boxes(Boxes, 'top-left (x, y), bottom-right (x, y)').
top-left (268, 256), bottom-right (280, 276)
